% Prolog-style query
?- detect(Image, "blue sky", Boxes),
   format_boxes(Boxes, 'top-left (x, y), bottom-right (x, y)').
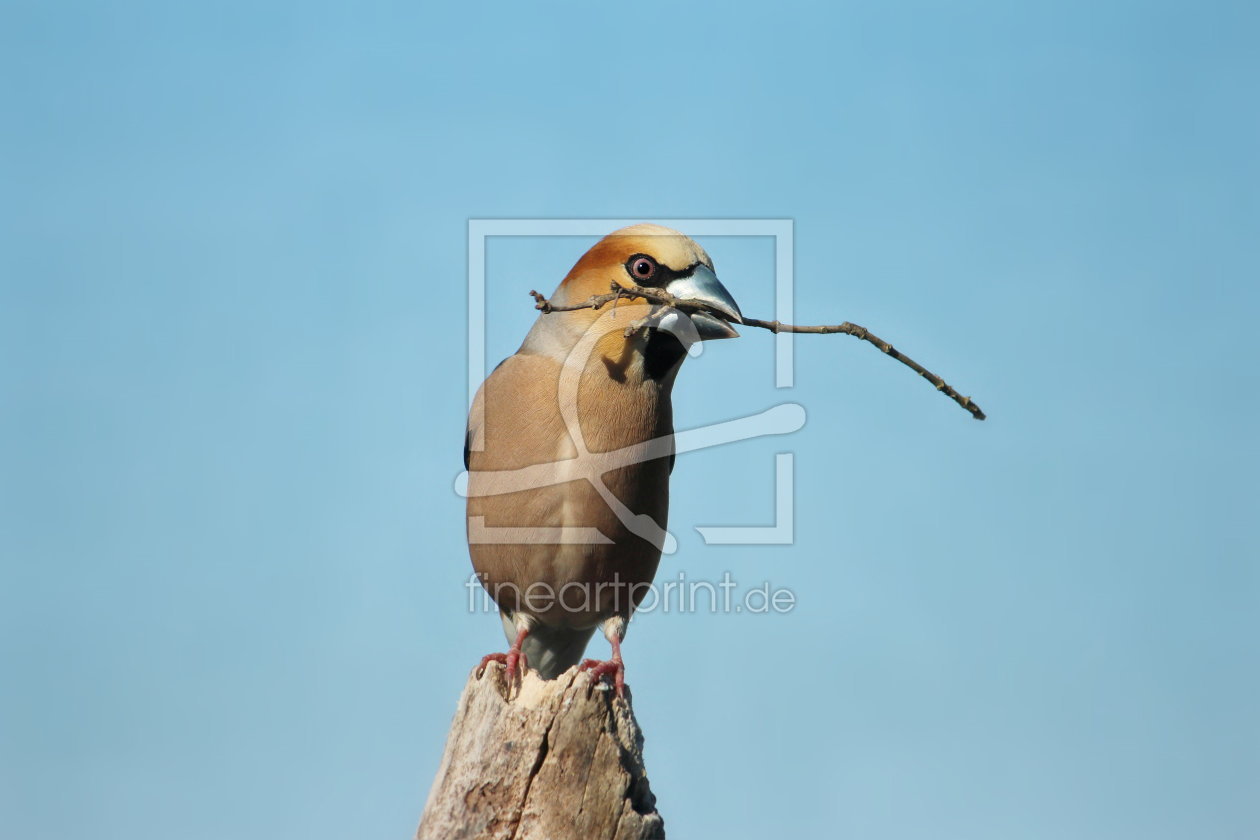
top-left (2, 2), bottom-right (1257, 838)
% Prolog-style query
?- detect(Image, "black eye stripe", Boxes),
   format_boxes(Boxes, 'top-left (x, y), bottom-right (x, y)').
top-left (623, 255), bottom-right (700, 288)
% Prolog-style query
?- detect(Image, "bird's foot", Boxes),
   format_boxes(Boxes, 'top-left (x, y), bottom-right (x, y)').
top-left (579, 656), bottom-right (626, 697)
top-left (476, 627), bottom-right (531, 693)
top-left (477, 648), bottom-right (528, 686)
top-left (476, 651), bottom-right (507, 677)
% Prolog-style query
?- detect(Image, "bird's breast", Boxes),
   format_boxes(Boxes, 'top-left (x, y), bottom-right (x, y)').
top-left (466, 352), bottom-right (674, 627)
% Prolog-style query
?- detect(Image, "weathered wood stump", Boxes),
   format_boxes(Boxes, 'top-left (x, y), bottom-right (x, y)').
top-left (417, 663), bottom-right (665, 840)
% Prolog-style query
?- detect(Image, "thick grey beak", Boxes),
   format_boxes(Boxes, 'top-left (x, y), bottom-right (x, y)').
top-left (664, 264), bottom-right (743, 341)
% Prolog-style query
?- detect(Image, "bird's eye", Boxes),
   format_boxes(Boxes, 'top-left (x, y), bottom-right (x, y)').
top-left (629, 256), bottom-right (656, 281)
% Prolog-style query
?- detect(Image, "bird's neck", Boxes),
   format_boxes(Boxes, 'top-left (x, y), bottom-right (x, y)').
top-left (519, 309), bottom-right (685, 388)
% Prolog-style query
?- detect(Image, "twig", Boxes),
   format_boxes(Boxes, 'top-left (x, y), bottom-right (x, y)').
top-left (528, 287), bottom-right (637, 313)
top-left (528, 283), bottom-right (986, 421)
top-left (739, 316), bottom-right (985, 420)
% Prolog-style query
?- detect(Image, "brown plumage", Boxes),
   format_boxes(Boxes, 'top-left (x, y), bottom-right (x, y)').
top-left (465, 224), bottom-right (742, 694)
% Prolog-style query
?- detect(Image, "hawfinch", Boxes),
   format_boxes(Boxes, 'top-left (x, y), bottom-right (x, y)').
top-left (465, 224), bottom-right (742, 695)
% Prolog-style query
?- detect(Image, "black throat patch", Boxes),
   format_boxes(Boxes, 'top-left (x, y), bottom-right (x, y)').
top-left (643, 329), bottom-right (687, 381)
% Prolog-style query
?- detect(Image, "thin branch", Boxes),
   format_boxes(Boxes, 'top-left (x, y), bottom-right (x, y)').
top-left (527, 287), bottom-right (637, 313)
top-left (738, 316), bottom-right (985, 420)
top-left (529, 283), bottom-right (986, 421)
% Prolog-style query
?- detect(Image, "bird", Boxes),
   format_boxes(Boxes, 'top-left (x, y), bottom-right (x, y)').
top-left (464, 224), bottom-right (743, 696)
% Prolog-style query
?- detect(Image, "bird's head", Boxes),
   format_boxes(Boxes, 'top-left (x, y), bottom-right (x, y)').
top-left (525, 225), bottom-right (743, 381)
top-left (532, 224), bottom-right (744, 379)
top-left (553, 224), bottom-right (743, 341)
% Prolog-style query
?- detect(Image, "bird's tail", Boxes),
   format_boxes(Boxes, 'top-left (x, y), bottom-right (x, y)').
top-left (504, 614), bottom-right (597, 680)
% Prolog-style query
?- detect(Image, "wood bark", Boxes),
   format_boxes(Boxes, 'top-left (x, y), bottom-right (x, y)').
top-left (417, 663), bottom-right (665, 840)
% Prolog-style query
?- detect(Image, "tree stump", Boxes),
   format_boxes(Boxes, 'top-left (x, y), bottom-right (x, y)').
top-left (416, 663), bottom-right (665, 840)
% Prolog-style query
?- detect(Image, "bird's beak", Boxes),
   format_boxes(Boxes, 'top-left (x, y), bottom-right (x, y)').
top-left (664, 264), bottom-right (743, 341)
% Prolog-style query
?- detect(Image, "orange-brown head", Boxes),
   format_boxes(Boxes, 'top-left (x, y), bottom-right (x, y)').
top-left (520, 225), bottom-right (742, 380)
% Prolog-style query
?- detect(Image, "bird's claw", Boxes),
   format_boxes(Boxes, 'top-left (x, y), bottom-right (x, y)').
top-left (579, 657), bottom-right (626, 697)
top-left (476, 652), bottom-right (508, 678)
top-left (477, 649), bottom-right (528, 686)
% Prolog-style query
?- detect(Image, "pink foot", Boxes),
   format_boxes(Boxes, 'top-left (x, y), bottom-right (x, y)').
top-left (579, 656), bottom-right (626, 697)
top-left (476, 628), bottom-right (530, 686)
